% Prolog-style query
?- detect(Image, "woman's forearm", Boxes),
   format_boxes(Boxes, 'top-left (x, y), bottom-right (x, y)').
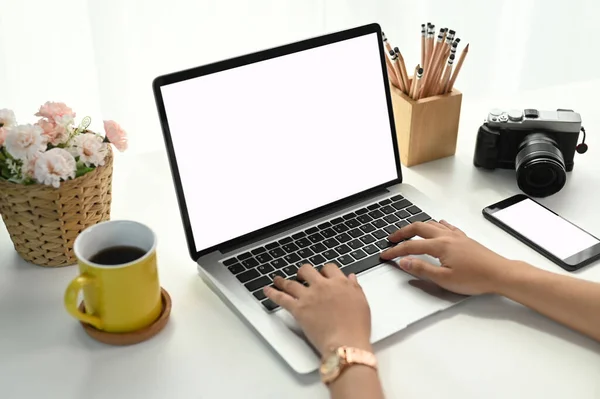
top-left (329, 364), bottom-right (384, 399)
top-left (496, 261), bottom-right (600, 342)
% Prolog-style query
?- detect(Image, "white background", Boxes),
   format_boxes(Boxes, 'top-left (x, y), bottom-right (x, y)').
top-left (160, 33), bottom-right (397, 251)
top-left (493, 198), bottom-right (600, 259)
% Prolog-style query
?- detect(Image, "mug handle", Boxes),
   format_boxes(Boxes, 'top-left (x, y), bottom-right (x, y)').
top-left (64, 274), bottom-right (103, 329)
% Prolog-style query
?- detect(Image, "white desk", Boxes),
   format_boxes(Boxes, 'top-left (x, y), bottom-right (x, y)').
top-left (2, 81), bottom-right (600, 399)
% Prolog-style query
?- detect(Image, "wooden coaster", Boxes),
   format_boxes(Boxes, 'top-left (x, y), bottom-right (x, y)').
top-left (78, 287), bottom-right (172, 346)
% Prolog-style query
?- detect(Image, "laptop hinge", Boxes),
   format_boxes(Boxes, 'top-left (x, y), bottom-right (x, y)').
top-left (219, 187), bottom-right (390, 254)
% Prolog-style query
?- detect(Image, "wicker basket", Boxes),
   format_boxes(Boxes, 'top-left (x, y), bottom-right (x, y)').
top-left (0, 148), bottom-right (113, 267)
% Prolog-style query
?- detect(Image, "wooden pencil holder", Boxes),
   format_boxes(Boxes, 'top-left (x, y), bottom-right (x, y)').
top-left (389, 81), bottom-right (462, 167)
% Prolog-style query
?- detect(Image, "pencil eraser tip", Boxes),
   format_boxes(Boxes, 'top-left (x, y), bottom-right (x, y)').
top-left (449, 30), bottom-right (456, 34)
top-left (450, 54), bottom-right (455, 59)
top-left (418, 68), bottom-right (424, 74)
top-left (393, 46), bottom-right (399, 52)
top-left (389, 50), bottom-right (395, 55)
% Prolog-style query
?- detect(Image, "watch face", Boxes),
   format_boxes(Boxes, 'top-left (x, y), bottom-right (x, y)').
top-left (320, 352), bottom-right (341, 377)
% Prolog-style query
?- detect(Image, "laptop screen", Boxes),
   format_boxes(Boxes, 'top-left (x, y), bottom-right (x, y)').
top-left (160, 31), bottom-right (398, 254)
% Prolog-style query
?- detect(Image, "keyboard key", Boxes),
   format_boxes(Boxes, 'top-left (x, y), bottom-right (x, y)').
top-left (360, 223), bottom-right (375, 234)
top-left (348, 239), bottom-right (363, 250)
top-left (367, 203), bottom-right (381, 210)
top-left (381, 205), bottom-right (396, 214)
top-left (406, 205), bottom-right (422, 215)
top-left (282, 243), bottom-right (299, 253)
top-left (346, 219), bottom-right (361, 228)
top-left (348, 228), bottom-right (363, 238)
top-left (237, 269), bottom-right (260, 283)
top-left (251, 247), bottom-right (266, 256)
top-left (269, 247), bottom-right (286, 258)
top-left (228, 263), bottom-right (245, 274)
top-left (256, 253), bottom-right (273, 264)
top-left (296, 260), bottom-right (313, 268)
top-left (368, 209), bottom-right (385, 219)
top-left (296, 237), bottom-right (312, 248)
top-left (308, 233), bottom-right (325, 243)
top-left (375, 239), bottom-right (393, 250)
top-left (298, 248), bottom-right (315, 258)
top-left (392, 199), bottom-right (412, 210)
top-left (265, 242), bottom-right (280, 250)
top-left (283, 265), bottom-right (299, 276)
top-left (391, 194), bottom-right (403, 201)
top-left (323, 238), bottom-right (340, 248)
top-left (284, 253), bottom-right (301, 263)
top-left (343, 212), bottom-right (357, 220)
top-left (357, 214), bottom-right (373, 224)
top-left (356, 207), bottom-right (369, 215)
top-left (335, 244), bottom-right (352, 254)
top-left (384, 225), bottom-right (398, 235)
top-left (287, 275), bottom-right (298, 282)
top-left (350, 249), bottom-right (367, 260)
top-left (310, 254), bottom-right (326, 265)
top-left (322, 249), bottom-right (340, 260)
top-left (253, 290), bottom-right (266, 301)
top-left (333, 224), bottom-right (349, 233)
top-left (395, 209), bottom-right (411, 219)
top-left (310, 243), bottom-right (327, 253)
top-left (360, 234), bottom-right (376, 245)
top-left (292, 232), bottom-right (306, 240)
top-left (384, 214), bottom-right (399, 223)
top-left (395, 220), bottom-right (410, 229)
top-left (331, 217), bottom-right (344, 225)
top-left (242, 258), bottom-right (259, 269)
top-left (379, 199), bottom-right (392, 206)
top-left (245, 276), bottom-right (271, 292)
top-left (271, 258), bottom-right (288, 269)
top-left (321, 228), bottom-right (336, 238)
top-left (262, 299), bottom-right (278, 311)
top-left (318, 222), bottom-right (332, 229)
top-left (306, 227), bottom-right (319, 235)
top-left (269, 270), bottom-right (286, 280)
top-left (408, 212), bottom-right (431, 223)
top-left (373, 219), bottom-right (387, 228)
top-left (341, 253), bottom-right (382, 276)
top-left (257, 264), bottom-right (275, 275)
top-left (373, 229), bottom-right (387, 239)
top-left (223, 258), bottom-right (237, 266)
top-left (363, 244), bottom-right (379, 254)
top-left (279, 237), bottom-right (293, 245)
top-left (336, 233), bottom-right (352, 243)
top-left (238, 252), bottom-right (252, 261)
top-left (337, 255), bottom-right (354, 265)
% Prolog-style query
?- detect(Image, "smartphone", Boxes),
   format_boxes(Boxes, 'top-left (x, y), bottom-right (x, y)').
top-left (483, 194), bottom-right (600, 271)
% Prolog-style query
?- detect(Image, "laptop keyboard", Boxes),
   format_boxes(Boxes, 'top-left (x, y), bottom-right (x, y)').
top-left (221, 194), bottom-right (431, 311)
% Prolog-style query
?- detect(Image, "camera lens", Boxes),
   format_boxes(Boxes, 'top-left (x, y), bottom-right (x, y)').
top-left (515, 133), bottom-right (567, 197)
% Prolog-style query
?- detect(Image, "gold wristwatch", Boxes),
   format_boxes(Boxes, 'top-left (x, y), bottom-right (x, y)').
top-left (320, 346), bottom-right (378, 384)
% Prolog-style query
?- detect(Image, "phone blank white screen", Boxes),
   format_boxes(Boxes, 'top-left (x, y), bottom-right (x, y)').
top-left (160, 33), bottom-right (398, 253)
top-left (493, 198), bottom-right (599, 259)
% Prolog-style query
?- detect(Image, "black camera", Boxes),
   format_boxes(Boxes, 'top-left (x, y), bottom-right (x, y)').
top-left (474, 108), bottom-right (584, 197)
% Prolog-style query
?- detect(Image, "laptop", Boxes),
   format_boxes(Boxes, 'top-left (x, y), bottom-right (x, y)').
top-left (152, 23), bottom-right (467, 374)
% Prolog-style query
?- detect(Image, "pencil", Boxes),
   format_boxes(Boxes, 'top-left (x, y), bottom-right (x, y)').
top-left (382, 31), bottom-right (394, 56)
top-left (447, 43), bottom-right (469, 92)
top-left (385, 53), bottom-right (401, 89)
top-left (439, 53), bottom-right (455, 94)
top-left (446, 30), bottom-right (456, 48)
top-left (389, 50), bottom-right (406, 93)
top-left (422, 35), bottom-right (448, 97)
top-left (427, 27), bottom-right (444, 78)
top-left (413, 67), bottom-right (424, 100)
top-left (410, 64), bottom-right (420, 99)
top-left (394, 47), bottom-right (410, 95)
top-left (421, 24), bottom-right (426, 67)
top-left (424, 23), bottom-right (434, 71)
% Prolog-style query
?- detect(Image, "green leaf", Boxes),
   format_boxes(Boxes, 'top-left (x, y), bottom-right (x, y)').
top-left (75, 166), bottom-right (95, 178)
top-left (1, 165), bottom-right (11, 179)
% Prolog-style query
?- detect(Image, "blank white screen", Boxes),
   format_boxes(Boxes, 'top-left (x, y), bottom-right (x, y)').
top-left (160, 32), bottom-right (398, 253)
top-left (493, 198), bottom-right (599, 259)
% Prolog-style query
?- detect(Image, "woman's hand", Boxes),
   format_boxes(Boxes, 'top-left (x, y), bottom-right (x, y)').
top-left (264, 264), bottom-right (371, 355)
top-left (380, 220), bottom-right (514, 295)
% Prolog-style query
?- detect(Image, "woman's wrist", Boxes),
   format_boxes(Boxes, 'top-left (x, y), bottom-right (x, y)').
top-left (321, 335), bottom-right (372, 355)
top-left (490, 259), bottom-right (533, 296)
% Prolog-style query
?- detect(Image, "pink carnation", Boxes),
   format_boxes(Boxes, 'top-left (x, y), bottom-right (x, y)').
top-left (0, 127), bottom-right (6, 147)
top-left (35, 102), bottom-right (76, 121)
top-left (36, 118), bottom-right (70, 146)
top-left (103, 120), bottom-right (128, 152)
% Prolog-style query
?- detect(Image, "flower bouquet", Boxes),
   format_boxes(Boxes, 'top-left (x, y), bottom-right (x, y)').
top-left (0, 102), bottom-right (127, 267)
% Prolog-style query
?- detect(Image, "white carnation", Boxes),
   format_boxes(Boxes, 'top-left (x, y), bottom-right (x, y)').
top-left (0, 109), bottom-right (17, 128)
top-left (4, 124), bottom-right (47, 160)
top-left (68, 133), bottom-right (107, 167)
top-left (34, 148), bottom-right (76, 188)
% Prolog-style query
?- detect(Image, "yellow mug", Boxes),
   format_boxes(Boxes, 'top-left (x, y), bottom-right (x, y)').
top-left (64, 220), bottom-right (162, 333)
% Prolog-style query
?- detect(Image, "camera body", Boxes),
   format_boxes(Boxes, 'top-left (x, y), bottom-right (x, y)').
top-left (474, 108), bottom-right (582, 197)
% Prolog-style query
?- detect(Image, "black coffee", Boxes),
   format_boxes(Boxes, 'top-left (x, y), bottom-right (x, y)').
top-left (89, 246), bottom-right (147, 265)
